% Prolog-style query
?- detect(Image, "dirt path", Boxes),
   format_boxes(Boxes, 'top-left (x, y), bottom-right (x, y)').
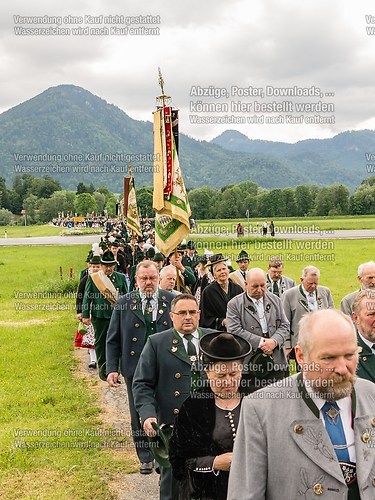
top-left (75, 348), bottom-right (159, 500)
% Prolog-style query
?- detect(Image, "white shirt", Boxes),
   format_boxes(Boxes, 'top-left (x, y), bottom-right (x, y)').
top-left (302, 285), bottom-right (318, 312)
top-left (140, 291), bottom-right (158, 321)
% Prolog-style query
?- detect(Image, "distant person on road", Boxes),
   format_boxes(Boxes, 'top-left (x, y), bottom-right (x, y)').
top-left (262, 220), bottom-right (268, 237)
top-left (269, 220), bottom-right (275, 237)
top-left (236, 223), bottom-right (244, 238)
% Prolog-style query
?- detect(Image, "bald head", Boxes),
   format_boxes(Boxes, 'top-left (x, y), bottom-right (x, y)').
top-left (295, 309), bottom-right (358, 401)
top-left (245, 267), bottom-right (267, 300)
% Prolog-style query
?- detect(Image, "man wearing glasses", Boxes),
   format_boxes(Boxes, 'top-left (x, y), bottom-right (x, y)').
top-left (106, 260), bottom-right (175, 474)
top-left (132, 294), bottom-right (215, 500)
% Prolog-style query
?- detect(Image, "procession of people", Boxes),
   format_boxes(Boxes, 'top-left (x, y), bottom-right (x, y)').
top-left (74, 220), bottom-right (375, 500)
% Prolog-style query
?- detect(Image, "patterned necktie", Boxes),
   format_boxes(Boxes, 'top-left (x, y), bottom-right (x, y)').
top-left (144, 297), bottom-right (153, 337)
top-left (272, 281), bottom-right (279, 296)
top-left (321, 402), bottom-right (350, 462)
top-left (307, 292), bottom-right (316, 311)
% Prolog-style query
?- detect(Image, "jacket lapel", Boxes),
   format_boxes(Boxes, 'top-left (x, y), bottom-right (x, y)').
top-left (354, 414), bottom-right (375, 485)
top-left (244, 295), bottom-right (261, 328)
top-left (169, 330), bottom-right (192, 366)
top-left (157, 290), bottom-right (170, 322)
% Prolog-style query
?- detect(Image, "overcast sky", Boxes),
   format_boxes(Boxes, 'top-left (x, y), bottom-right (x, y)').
top-left (1, 0), bottom-right (375, 143)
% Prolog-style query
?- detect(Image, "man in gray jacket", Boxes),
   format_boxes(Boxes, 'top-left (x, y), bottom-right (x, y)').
top-left (228, 309), bottom-right (375, 500)
top-left (226, 267), bottom-right (289, 391)
top-left (281, 265), bottom-right (334, 352)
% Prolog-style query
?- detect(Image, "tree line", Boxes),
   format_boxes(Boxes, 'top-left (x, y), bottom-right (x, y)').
top-left (0, 174), bottom-right (374, 225)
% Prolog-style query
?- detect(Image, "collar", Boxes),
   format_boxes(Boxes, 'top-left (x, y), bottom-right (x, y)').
top-left (301, 284), bottom-right (314, 297)
top-left (357, 331), bottom-right (375, 351)
top-left (247, 294), bottom-right (263, 305)
top-left (176, 330), bottom-right (199, 340)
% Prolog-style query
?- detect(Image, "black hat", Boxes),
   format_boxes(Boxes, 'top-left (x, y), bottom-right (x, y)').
top-left (90, 255), bottom-right (101, 265)
top-left (200, 332), bottom-right (251, 361)
top-left (236, 250), bottom-right (250, 262)
top-left (177, 243), bottom-right (187, 252)
top-left (86, 250), bottom-right (93, 262)
top-left (147, 422), bottom-right (174, 468)
top-left (110, 240), bottom-right (119, 247)
top-left (145, 247), bottom-right (156, 259)
top-left (205, 254), bottom-right (228, 269)
top-left (153, 252), bottom-right (166, 263)
top-left (100, 250), bottom-right (116, 265)
top-left (186, 240), bottom-right (196, 250)
top-left (195, 255), bottom-right (207, 266)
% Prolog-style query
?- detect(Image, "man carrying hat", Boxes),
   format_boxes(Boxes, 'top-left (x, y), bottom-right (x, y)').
top-left (106, 261), bottom-right (175, 474)
top-left (229, 250), bottom-right (251, 290)
top-left (133, 294), bottom-right (215, 499)
top-left (81, 250), bottom-right (128, 381)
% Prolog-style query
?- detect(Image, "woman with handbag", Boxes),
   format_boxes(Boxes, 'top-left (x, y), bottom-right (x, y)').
top-left (169, 331), bottom-right (252, 500)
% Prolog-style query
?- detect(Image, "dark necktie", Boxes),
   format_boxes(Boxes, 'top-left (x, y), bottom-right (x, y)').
top-left (272, 281), bottom-right (279, 296)
top-left (184, 334), bottom-right (197, 359)
top-left (321, 402), bottom-right (350, 462)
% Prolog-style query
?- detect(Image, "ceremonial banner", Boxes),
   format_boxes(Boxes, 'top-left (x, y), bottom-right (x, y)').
top-left (153, 106), bottom-right (191, 256)
top-left (123, 176), bottom-right (142, 236)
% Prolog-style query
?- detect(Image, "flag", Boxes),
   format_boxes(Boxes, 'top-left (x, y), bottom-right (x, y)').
top-left (123, 176), bottom-right (142, 236)
top-left (153, 106), bottom-right (191, 256)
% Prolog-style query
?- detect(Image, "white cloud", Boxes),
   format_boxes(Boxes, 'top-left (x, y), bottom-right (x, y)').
top-left (1, 0), bottom-right (375, 143)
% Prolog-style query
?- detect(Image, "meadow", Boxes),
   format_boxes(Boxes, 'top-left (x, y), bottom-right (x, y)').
top-left (0, 230), bottom-right (374, 498)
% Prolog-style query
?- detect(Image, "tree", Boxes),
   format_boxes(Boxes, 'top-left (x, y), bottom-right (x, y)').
top-left (294, 185), bottom-right (314, 216)
top-left (136, 186), bottom-right (153, 217)
top-left (93, 192), bottom-right (106, 214)
top-left (74, 193), bottom-right (97, 216)
top-left (188, 187), bottom-right (220, 219)
top-left (0, 208), bottom-right (14, 225)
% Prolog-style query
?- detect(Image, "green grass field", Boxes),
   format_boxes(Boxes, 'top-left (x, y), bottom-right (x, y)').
top-left (0, 235), bottom-right (374, 497)
top-left (0, 245), bottom-right (133, 499)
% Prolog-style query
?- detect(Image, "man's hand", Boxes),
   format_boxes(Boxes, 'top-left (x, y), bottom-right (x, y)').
top-left (77, 313), bottom-right (82, 321)
top-left (82, 317), bottom-right (91, 325)
top-left (213, 452), bottom-right (233, 471)
top-left (107, 372), bottom-right (121, 387)
top-left (260, 338), bottom-right (277, 355)
top-left (143, 417), bottom-right (158, 437)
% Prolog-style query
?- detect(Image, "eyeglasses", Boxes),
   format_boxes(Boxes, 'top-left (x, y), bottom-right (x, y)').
top-left (171, 310), bottom-right (200, 317)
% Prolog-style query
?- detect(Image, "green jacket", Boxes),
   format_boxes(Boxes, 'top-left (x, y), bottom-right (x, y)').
top-left (357, 333), bottom-right (375, 383)
top-left (82, 271), bottom-right (128, 319)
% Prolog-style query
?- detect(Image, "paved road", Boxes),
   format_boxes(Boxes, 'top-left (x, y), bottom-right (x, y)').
top-left (0, 230), bottom-right (374, 246)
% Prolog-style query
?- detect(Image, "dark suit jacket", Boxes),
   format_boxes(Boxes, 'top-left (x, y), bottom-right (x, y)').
top-left (357, 333), bottom-right (375, 383)
top-left (132, 327), bottom-right (214, 425)
top-left (106, 289), bottom-right (174, 378)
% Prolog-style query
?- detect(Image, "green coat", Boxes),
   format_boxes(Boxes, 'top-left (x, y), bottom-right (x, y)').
top-left (82, 271), bottom-right (128, 319)
top-left (357, 333), bottom-right (375, 383)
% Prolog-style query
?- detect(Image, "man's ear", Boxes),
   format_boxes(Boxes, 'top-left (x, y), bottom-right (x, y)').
top-left (295, 345), bottom-right (305, 367)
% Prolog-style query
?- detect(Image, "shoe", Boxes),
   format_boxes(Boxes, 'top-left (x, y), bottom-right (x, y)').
top-left (139, 461), bottom-right (154, 474)
top-left (88, 361), bottom-right (97, 369)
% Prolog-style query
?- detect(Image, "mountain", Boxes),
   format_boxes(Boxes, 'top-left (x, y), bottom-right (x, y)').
top-left (211, 129), bottom-right (375, 188)
top-left (0, 85), bottom-right (373, 191)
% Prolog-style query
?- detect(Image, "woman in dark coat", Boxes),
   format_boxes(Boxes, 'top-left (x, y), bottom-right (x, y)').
top-left (199, 255), bottom-right (242, 331)
top-left (169, 332), bottom-right (252, 500)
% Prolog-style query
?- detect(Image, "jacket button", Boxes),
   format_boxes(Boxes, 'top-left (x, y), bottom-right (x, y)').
top-left (163, 321), bottom-right (168, 326)
top-left (132, 337), bottom-right (137, 342)
top-left (371, 417), bottom-right (375, 427)
top-left (130, 351), bottom-right (136, 356)
top-left (175, 373), bottom-right (181, 379)
top-left (175, 391), bottom-right (180, 397)
top-left (312, 483), bottom-right (323, 495)
top-left (372, 477), bottom-right (375, 487)
top-left (134, 323), bottom-right (140, 328)
top-left (293, 424), bottom-right (304, 434)
top-left (173, 408), bottom-right (179, 414)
